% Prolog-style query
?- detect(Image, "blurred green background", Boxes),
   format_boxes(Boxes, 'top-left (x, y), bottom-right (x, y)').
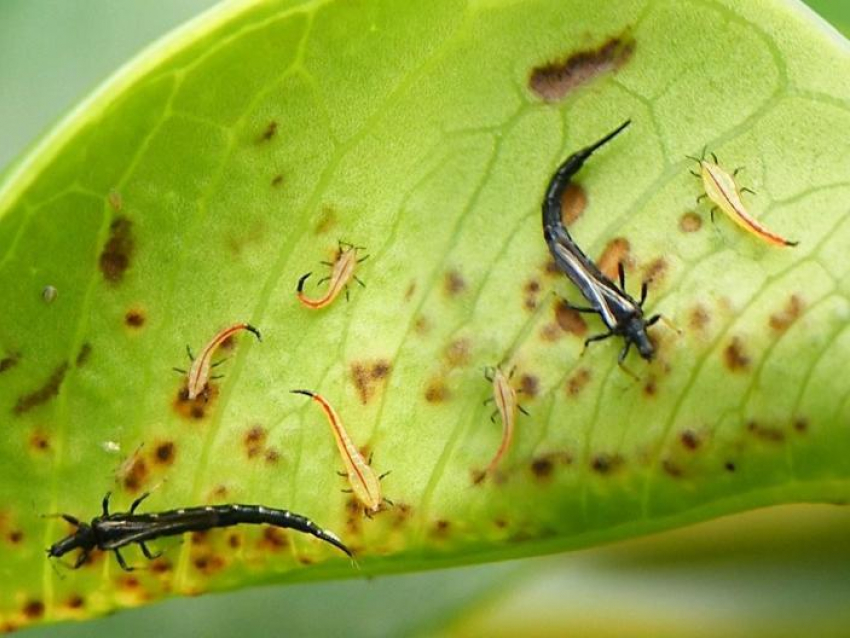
top-left (2, 1), bottom-right (849, 636)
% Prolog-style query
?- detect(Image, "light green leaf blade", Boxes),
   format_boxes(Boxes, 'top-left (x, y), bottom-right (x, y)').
top-left (0, 0), bottom-right (848, 630)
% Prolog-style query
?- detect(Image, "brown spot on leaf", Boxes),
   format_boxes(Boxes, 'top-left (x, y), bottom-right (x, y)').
top-left (66, 594), bottom-right (84, 610)
top-left (530, 457), bottom-right (554, 479)
top-left (193, 554), bottom-right (225, 574)
top-left (540, 322), bottom-right (562, 342)
top-left (724, 461), bottom-right (736, 472)
top-left (560, 183), bottom-right (587, 225)
top-left (173, 384), bottom-right (218, 420)
top-left (643, 375), bottom-right (657, 397)
top-left (443, 338), bottom-right (471, 369)
top-left (99, 216), bottom-right (134, 284)
top-left (244, 425), bottom-right (267, 459)
top-left (314, 205), bottom-right (336, 234)
top-left (153, 441), bottom-right (175, 465)
top-left (555, 299), bottom-right (588, 336)
top-left (265, 448), bottom-right (281, 464)
top-left (566, 368), bottom-right (591, 396)
top-left (769, 295), bottom-right (804, 333)
top-left (642, 257), bottom-right (667, 287)
top-left (351, 359), bottom-right (392, 404)
top-left (444, 269), bottom-right (466, 297)
top-left (661, 459), bottom-right (683, 478)
top-left (425, 379), bottom-right (450, 403)
top-left (125, 309), bottom-right (145, 328)
top-left (228, 533), bottom-right (241, 549)
top-left (690, 304), bottom-right (710, 331)
top-left (8, 530), bottom-right (23, 544)
top-left (793, 417), bottom-right (808, 433)
top-left (747, 420), bottom-right (785, 443)
top-left (544, 259), bottom-right (560, 276)
top-left (680, 429), bottom-right (701, 450)
top-left (529, 34), bottom-right (635, 102)
top-left (120, 455), bottom-right (148, 492)
top-left (414, 315), bottom-right (431, 336)
top-left (404, 281), bottom-right (416, 302)
top-left (23, 600), bottom-right (44, 619)
top-left (519, 374), bottom-right (539, 398)
top-left (75, 343), bottom-right (91, 367)
top-left (259, 527), bottom-right (288, 551)
top-left (28, 430), bottom-right (50, 453)
top-left (210, 485), bottom-right (228, 500)
top-left (597, 237), bottom-right (631, 281)
top-left (0, 352), bottom-right (20, 373)
top-left (119, 575), bottom-right (140, 590)
top-left (260, 120), bottom-right (278, 141)
top-left (13, 362), bottom-right (68, 414)
top-left (680, 211), bottom-right (702, 232)
top-left (591, 453), bottom-right (624, 475)
top-left (431, 519), bottom-right (451, 538)
top-left (723, 337), bottom-right (750, 372)
top-left (271, 173), bottom-right (284, 187)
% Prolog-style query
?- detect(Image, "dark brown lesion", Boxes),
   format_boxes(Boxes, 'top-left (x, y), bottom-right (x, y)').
top-left (723, 336), bottom-right (751, 372)
top-left (351, 359), bottom-right (393, 404)
top-left (529, 33), bottom-right (636, 102)
top-left (444, 269), bottom-right (467, 297)
top-left (99, 216), bottom-right (134, 284)
top-left (768, 294), bottom-right (804, 333)
top-left (13, 362), bottom-right (68, 415)
top-left (0, 351), bottom-right (21, 373)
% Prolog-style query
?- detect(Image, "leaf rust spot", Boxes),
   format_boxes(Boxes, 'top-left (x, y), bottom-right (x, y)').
top-left (350, 359), bottom-right (392, 404)
top-left (153, 441), bottom-right (175, 466)
top-left (444, 269), bottom-right (467, 297)
top-left (524, 279), bottom-right (541, 311)
top-left (314, 205), bottom-right (336, 234)
top-left (643, 374), bottom-right (657, 397)
top-left (124, 308), bottom-right (145, 328)
top-left (173, 384), bottom-right (218, 420)
top-left (544, 259), bottom-right (560, 277)
top-left (793, 417), bottom-right (808, 433)
top-left (747, 420), bottom-right (785, 443)
top-left (404, 281), bottom-right (416, 302)
top-left (566, 368), bottom-right (591, 396)
top-left (75, 343), bottom-right (92, 367)
top-left (723, 337), bottom-right (751, 372)
top-left (65, 594), bottom-right (84, 610)
top-left (443, 338), bottom-right (471, 368)
top-left (642, 257), bottom-right (667, 287)
top-left (529, 33), bottom-right (636, 102)
top-left (769, 295), bottom-right (804, 333)
top-left (591, 453), bottom-right (624, 475)
top-left (519, 374), bottom-right (539, 398)
top-left (661, 459), bottom-right (683, 478)
top-left (120, 455), bottom-right (148, 493)
top-left (271, 173), bottom-right (284, 187)
top-left (243, 425), bottom-right (267, 459)
top-left (259, 120), bottom-right (278, 142)
top-left (555, 299), bottom-right (588, 336)
top-left (724, 461), bottom-right (736, 472)
top-left (425, 378), bottom-right (451, 403)
top-left (23, 600), bottom-right (44, 620)
top-left (259, 527), bottom-right (288, 551)
top-left (560, 183), bottom-right (587, 226)
top-left (99, 216), bottom-right (134, 284)
top-left (13, 362), bottom-right (68, 415)
top-left (150, 558), bottom-right (172, 574)
top-left (680, 429), bottom-right (701, 450)
top-left (414, 315), bottom-right (431, 336)
top-left (530, 457), bottom-right (554, 479)
top-left (8, 530), bottom-right (23, 544)
top-left (0, 352), bottom-right (20, 373)
top-left (679, 211), bottom-right (702, 233)
top-left (431, 519), bottom-right (451, 538)
top-left (597, 237), bottom-right (631, 281)
top-left (28, 430), bottom-right (50, 453)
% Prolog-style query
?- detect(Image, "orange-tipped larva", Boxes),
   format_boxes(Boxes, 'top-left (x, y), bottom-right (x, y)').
top-left (482, 366), bottom-right (528, 478)
top-left (690, 151), bottom-right (798, 247)
top-left (291, 389), bottom-right (386, 514)
top-left (296, 241), bottom-right (368, 309)
top-left (180, 323), bottom-right (261, 400)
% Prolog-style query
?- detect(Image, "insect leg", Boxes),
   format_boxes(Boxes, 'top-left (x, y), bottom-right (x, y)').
top-left (696, 193), bottom-right (707, 203)
top-left (483, 396), bottom-right (495, 406)
top-left (139, 542), bottom-right (162, 561)
top-left (129, 492), bottom-right (151, 514)
top-left (711, 151), bottom-right (719, 164)
top-left (354, 276), bottom-right (366, 288)
top-left (356, 254), bottom-right (370, 264)
top-left (382, 497), bottom-right (394, 507)
top-left (483, 366), bottom-right (495, 382)
top-left (378, 470), bottom-right (392, 481)
top-left (689, 169), bottom-right (700, 178)
top-left (341, 488), bottom-right (354, 494)
top-left (640, 281), bottom-right (649, 306)
top-left (336, 470), bottom-right (347, 477)
top-left (296, 272), bottom-right (313, 292)
top-left (618, 340), bottom-right (633, 364)
top-left (316, 276), bottom-right (331, 286)
top-left (740, 187), bottom-right (756, 195)
top-left (518, 405), bottom-right (531, 417)
top-left (185, 345), bottom-right (195, 362)
top-left (210, 357), bottom-right (229, 369)
top-left (583, 331), bottom-right (614, 352)
top-left (646, 314), bottom-right (662, 327)
top-left (102, 492), bottom-right (112, 516)
top-left (490, 409), bottom-right (499, 423)
top-left (618, 262), bottom-right (627, 291)
top-left (113, 549), bottom-right (135, 572)
top-left (63, 514), bottom-right (81, 527)
top-left (320, 261), bottom-right (334, 267)
top-left (73, 550), bottom-right (90, 569)
top-left (561, 298), bottom-right (598, 314)
top-left (210, 374), bottom-right (225, 380)
top-left (172, 367), bottom-right (187, 374)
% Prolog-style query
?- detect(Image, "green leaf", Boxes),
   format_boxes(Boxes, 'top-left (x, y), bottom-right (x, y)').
top-left (1, 0), bottom-right (848, 630)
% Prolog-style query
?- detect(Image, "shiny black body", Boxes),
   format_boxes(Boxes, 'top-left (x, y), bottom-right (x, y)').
top-left (47, 493), bottom-right (351, 571)
top-left (542, 120), bottom-right (659, 362)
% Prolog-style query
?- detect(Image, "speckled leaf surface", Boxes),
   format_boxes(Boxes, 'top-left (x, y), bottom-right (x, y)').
top-left (1, 0), bottom-right (848, 630)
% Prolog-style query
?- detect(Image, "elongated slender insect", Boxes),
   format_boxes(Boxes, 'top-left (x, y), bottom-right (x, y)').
top-left (291, 389), bottom-right (387, 515)
top-left (482, 366), bottom-right (529, 476)
top-left (296, 241), bottom-right (368, 309)
top-left (689, 150), bottom-right (798, 247)
top-left (542, 120), bottom-right (660, 362)
top-left (47, 492), bottom-right (351, 571)
top-left (175, 323), bottom-right (261, 400)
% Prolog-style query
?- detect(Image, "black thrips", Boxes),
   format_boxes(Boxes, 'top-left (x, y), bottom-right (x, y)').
top-left (47, 492), bottom-right (351, 571)
top-left (542, 120), bottom-right (660, 362)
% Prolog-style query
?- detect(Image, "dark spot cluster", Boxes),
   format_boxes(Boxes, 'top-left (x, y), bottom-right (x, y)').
top-left (529, 33), bottom-right (636, 102)
top-left (351, 359), bottom-right (392, 404)
top-left (566, 368), bottom-right (591, 396)
top-left (258, 526), bottom-right (288, 551)
top-left (680, 429), bottom-right (701, 450)
top-left (689, 304), bottom-right (710, 331)
top-left (119, 454), bottom-right (148, 492)
top-left (13, 362), bottom-right (68, 415)
top-left (193, 553), bottom-right (226, 575)
top-left (153, 440), bottom-right (176, 466)
top-left (259, 120), bottom-right (278, 142)
top-left (99, 216), bottom-right (134, 284)
top-left (746, 420), bottom-right (785, 443)
top-left (173, 384), bottom-right (219, 420)
top-left (430, 519), bottom-right (451, 538)
top-left (530, 451), bottom-right (572, 480)
top-left (523, 279), bottom-right (541, 311)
